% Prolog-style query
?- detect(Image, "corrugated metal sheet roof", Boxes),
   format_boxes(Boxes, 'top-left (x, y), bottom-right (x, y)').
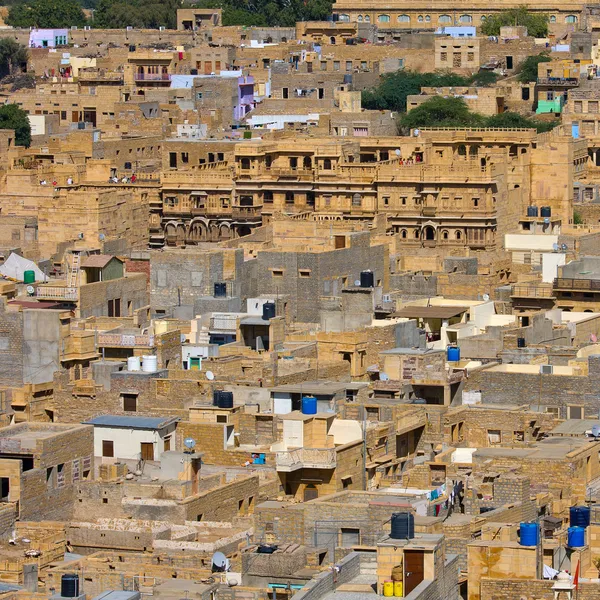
top-left (84, 415), bottom-right (179, 430)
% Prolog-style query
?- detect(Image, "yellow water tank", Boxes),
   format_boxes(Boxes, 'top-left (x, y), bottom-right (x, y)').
top-left (394, 581), bottom-right (403, 597)
top-left (383, 581), bottom-right (394, 597)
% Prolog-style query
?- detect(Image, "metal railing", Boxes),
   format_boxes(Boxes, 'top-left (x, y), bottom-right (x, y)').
top-left (511, 285), bottom-right (555, 298)
top-left (35, 286), bottom-right (78, 300)
top-left (276, 448), bottom-right (336, 471)
top-left (554, 278), bottom-right (600, 291)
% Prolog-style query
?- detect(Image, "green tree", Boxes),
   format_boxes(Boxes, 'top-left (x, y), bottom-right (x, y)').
top-left (481, 6), bottom-right (549, 38)
top-left (399, 97), bottom-right (485, 130)
top-left (0, 104), bottom-right (31, 148)
top-left (573, 211), bottom-right (583, 225)
top-left (362, 70), bottom-right (474, 113)
top-left (517, 53), bottom-right (551, 83)
top-left (93, 0), bottom-right (179, 29)
top-left (0, 39), bottom-right (28, 79)
top-left (7, 0), bottom-right (86, 28)
top-left (485, 111), bottom-right (555, 133)
top-left (469, 70), bottom-right (499, 87)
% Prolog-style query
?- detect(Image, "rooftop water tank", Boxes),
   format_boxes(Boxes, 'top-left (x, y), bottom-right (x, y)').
top-left (61, 574), bottom-right (80, 598)
top-left (301, 395), bottom-right (317, 415)
top-left (262, 302), bottom-right (276, 320)
top-left (570, 506), bottom-right (591, 529)
top-left (218, 391), bottom-right (234, 409)
top-left (23, 270), bottom-right (35, 284)
top-left (142, 355), bottom-right (158, 373)
top-left (568, 526), bottom-right (585, 547)
top-left (447, 346), bottom-right (460, 362)
top-left (519, 522), bottom-right (538, 546)
top-left (127, 356), bottom-right (141, 372)
top-left (214, 282), bottom-right (227, 298)
top-left (540, 206), bottom-right (552, 218)
top-left (526, 206), bottom-right (539, 217)
top-left (390, 512), bottom-right (414, 540)
top-left (360, 270), bottom-right (374, 288)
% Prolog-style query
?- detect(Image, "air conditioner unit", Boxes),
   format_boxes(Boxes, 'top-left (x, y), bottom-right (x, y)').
top-left (127, 26), bottom-right (133, 31)
top-left (540, 365), bottom-right (553, 375)
top-left (71, 26), bottom-right (78, 30)
top-left (84, 26), bottom-right (91, 31)
top-left (383, 294), bottom-right (391, 303)
top-left (159, 26), bottom-right (165, 31)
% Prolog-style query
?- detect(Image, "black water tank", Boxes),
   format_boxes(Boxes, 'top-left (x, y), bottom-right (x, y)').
top-left (61, 574), bottom-right (80, 598)
top-left (214, 282), bottom-right (227, 297)
top-left (332, 13), bottom-right (339, 21)
top-left (517, 337), bottom-right (526, 348)
top-left (540, 206), bottom-right (552, 218)
top-left (257, 544), bottom-right (277, 554)
top-left (190, 68), bottom-right (198, 75)
top-left (129, 44), bottom-right (136, 52)
top-left (390, 512), bottom-right (414, 540)
top-left (262, 302), bottom-right (276, 320)
top-left (213, 390), bottom-right (221, 406)
top-left (218, 391), bottom-right (234, 409)
top-left (526, 206), bottom-right (539, 217)
top-left (360, 270), bottom-right (374, 288)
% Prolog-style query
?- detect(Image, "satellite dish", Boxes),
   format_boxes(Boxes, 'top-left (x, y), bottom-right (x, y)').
top-left (98, 233), bottom-right (105, 241)
top-left (482, 293), bottom-right (490, 302)
top-left (395, 149), bottom-right (401, 157)
top-left (552, 243), bottom-right (559, 252)
top-left (184, 437), bottom-right (196, 450)
top-left (26, 285), bottom-right (35, 296)
top-left (206, 371), bottom-right (214, 381)
top-left (561, 243), bottom-right (568, 251)
top-left (180, 334), bottom-right (187, 343)
top-left (379, 372), bottom-right (390, 381)
top-left (212, 551), bottom-right (230, 572)
top-left (354, 280), bottom-right (361, 287)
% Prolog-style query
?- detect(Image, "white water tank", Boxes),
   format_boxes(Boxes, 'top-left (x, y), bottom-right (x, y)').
top-left (127, 356), bottom-right (141, 372)
top-left (142, 355), bottom-right (158, 373)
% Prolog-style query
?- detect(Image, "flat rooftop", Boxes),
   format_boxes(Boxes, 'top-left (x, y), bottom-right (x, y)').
top-left (270, 381), bottom-right (367, 394)
top-left (474, 437), bottom-right (596, 460)
top-left (549, 419), bottom-right (600, 436)
top-left (84, 415), bottom-right (179, 430)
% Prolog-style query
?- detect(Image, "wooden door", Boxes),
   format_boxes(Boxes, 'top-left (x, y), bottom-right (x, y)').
top-left (141, 442), bottom-right (154, 461)
top-left (404, 550), bottom-right (424, 596)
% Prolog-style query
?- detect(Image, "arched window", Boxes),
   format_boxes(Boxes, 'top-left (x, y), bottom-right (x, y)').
top-left (401, 229), bottom-right (407, 239)
top-left (417, 15), bottom-right (424, 22)
top-left (338, 13), bottom-right (350, 22)
top-left (424, 226), bottom-right (435, 241)
top-left (439, 14), bottom-right (451, 23)
top-left (455, 230), bottom-right (462, 240)
top-left (414, 229), bottom-right (420, 239)
top-left (425, 15), bottom-right (431, 22)
top-left (397, 14), bottom-right (409, 22)
top-left (457, 144), bottom-right (467, 156)
top-left (481, 15), bottom-right (486, 21)
top-left (364, 15), bottom-right (370, 22)
top-left (357, 15), bottom-right (363, 22)
top-left (323, 158), bottom-right (332, 170)
top-left (550, 15), bottom-right (556, 23)
top-left (442, 230), bottom-right (449, 240)
top-left (379, 14), bottom-right (391, 22)
top-left (565, 15), bottom-right (577, 23)
top-left (459, 14), bottom-right (472, 23)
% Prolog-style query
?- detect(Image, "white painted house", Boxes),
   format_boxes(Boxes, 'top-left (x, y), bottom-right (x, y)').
top-left (84, 415), bottom-right (179, 462)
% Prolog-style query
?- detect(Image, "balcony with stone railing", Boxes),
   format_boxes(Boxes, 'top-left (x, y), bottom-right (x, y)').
top-left (275, 447), bottom-right (337, 472)
top-left (96, 331), bottom-right (155, 348)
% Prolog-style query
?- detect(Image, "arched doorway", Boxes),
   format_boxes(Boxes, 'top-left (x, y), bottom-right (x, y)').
top-left (424, 226), bottom-right (435, 241)
top-left (237, 225), bottom-right (251, 237)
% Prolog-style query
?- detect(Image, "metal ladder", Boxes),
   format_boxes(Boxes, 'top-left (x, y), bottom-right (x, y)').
top-left (68, 252), bottom-right (81, 288)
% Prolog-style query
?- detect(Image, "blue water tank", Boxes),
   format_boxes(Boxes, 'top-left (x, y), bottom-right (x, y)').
top-left (447, 346), bottom-right (460, 362)
top-left (301, 396), bottom-right (317, 415)
top-left (570, 506), bottom-right (591, 529)
top-left (527, 206), bottom-right (539, 217)
top-left (568, 526), bottom-right (585, 547)
top-left (390, 513), bottom-right (415, 540)
top-left (519, 522), bottom-right (539, 546)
